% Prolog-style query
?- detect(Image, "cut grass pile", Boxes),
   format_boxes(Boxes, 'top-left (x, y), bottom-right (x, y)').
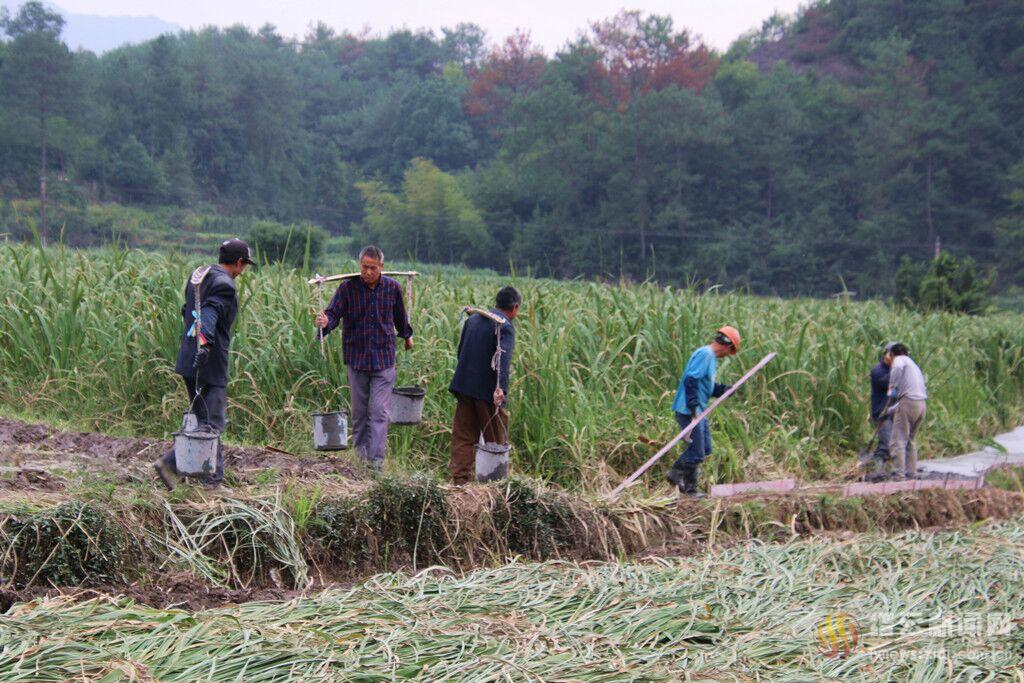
top-left (2, 517), bottom-right (1023, 680)
top-left (2, 243), bottom-right (1023, 487)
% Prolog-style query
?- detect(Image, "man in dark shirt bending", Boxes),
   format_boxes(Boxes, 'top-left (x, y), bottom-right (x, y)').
top-left (865, 343), bottom-right (894, 480)
top-left (315, 246), bottom-right (413, 471)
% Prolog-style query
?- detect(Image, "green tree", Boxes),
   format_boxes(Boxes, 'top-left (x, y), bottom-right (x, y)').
top-left (359, 158), bottom-right (489, 264)
top-left (896, 252), bottom-right (993, 315)
top-left (0, 0), bottom-right (74, 245)
top-left (996, 160), bottom-right (1024, 289)
top-left (110, 136), bottom-right (164, 203)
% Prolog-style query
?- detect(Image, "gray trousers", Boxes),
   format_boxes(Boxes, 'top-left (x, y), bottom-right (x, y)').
top-left (890, 399), bottom-right (926, 479)
top-left (347, 365), bottom-right (396, 468)
top-left (160, 377), bottom-right (226, 484)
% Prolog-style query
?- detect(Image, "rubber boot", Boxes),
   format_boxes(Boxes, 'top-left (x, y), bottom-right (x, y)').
top-left (666, 465), bottom-right (684, 489)
top-left (153, 460), bottom-right (176, 491)
top-left (681, 463), bottom-right (707, 498)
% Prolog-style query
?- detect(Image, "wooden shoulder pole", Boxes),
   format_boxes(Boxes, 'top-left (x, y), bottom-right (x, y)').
top-left (464, 306), bottom-right (507, 325)
top-left (307, 271), bottom-right (420, 286)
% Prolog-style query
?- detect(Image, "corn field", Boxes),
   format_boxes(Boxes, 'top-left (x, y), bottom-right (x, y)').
top-left (1, 243), bottom-right (1023, 486)
top-left (2, 518), bottom-right (1023, 680)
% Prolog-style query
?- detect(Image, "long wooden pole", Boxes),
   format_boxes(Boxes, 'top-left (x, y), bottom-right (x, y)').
top-left (307, 271), bottom-right (420, 286)
top-left (608, 352), bottom-right (777, 500)
top-left (464, 306), bottom-right (507, 325)
top-left (316, 273), bottom-right (325, 357)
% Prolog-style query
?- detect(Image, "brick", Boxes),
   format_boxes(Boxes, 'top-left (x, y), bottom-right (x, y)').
top-left (842, 477), bottom-right (985, 497)
top-left (710, 478), bottom-right (796, 498)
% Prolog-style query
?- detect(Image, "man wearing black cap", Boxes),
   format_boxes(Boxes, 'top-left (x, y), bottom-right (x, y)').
top-left (154, 238), bottom-right (255, 490)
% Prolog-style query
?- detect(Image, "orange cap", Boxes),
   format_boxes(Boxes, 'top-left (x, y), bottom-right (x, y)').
top-left (716, 326), bottom-right (741, 354)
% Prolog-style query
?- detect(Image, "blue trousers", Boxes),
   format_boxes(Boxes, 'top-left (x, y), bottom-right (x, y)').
top-left (669, 411), bottom-right (712, 472)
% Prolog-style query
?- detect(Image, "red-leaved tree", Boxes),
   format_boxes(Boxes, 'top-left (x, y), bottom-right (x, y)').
top-left (465, 30), bottom-right (546, 137)
top-left (589, 11), bottom-right (719, 108)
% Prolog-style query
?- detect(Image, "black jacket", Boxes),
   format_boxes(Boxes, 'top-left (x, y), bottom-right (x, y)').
top-left (174, 265), bottom-right (238, 387)
top-left (870, 360), bottom-right (890, 420)
top-left (449, 309), bottom-right (515, 403)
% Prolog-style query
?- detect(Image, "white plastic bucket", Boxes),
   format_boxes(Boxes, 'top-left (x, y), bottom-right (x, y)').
top-left (390, 386), bottom-right (426, 425)
top-left (475, 442), bottom-right (511, 483)
top-left (312, 410), bottom-right (349, 451)
top-left (173, 429), bottom-right (219, 476)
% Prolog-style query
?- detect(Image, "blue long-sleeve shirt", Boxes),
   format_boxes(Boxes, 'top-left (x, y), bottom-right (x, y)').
top-left (672, 345), bottom-right (717, 415)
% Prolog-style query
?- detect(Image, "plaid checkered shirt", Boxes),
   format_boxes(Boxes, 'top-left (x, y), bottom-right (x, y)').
top-left (320, 275), bottom-right (413, 371)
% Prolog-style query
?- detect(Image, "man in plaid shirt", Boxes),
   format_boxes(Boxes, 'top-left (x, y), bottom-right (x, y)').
top-left (315, 245), bottom-right (413, 470)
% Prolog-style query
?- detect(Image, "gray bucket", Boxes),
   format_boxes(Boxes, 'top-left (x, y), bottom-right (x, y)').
top-left (312, 410), bottom-right (349, 451)
top-left (475, 442), bottom-right (511, 483)
top-left (182, 412), bottom-right (199, 432)
top-left (173, 429), bottom-right (219, 476)
top-left (390, 386), bottom-right (426, 425)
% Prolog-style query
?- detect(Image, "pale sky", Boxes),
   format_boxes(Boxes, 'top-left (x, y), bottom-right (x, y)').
top-left (54, 0), bottom-right (808, 53)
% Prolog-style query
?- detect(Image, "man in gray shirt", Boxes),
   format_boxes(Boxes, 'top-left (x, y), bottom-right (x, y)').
top-left (886, 342), bottom-right (927, 480)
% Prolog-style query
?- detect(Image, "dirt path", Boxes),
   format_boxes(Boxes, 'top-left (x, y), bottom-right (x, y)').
top-left (918, 425), bottom-right (1024, 478)
top-left (0, 417), bottom-right (361, 489)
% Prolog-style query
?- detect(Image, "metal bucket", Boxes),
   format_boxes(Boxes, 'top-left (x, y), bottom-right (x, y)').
top-left (182, 412), bottom-right (199, 432)
top-left (390, 386), bottom-right (426, 425)
top-left (173, 429), bottom-right (219, 476)
top-left (312, 410), bottom-right (349, 451)
top-left (475, 441), bottom-right (511, 483)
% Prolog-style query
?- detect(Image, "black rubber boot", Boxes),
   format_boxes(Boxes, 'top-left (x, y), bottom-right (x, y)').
top-left (666, 466), bottom-right (684, 489)
top-left (153, 460), bottom-right (176, 491)
top-left (681, 463), bottom-right (707, 498)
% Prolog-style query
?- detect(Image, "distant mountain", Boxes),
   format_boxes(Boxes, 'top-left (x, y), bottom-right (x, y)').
top-left (1, 0), bottom-right (179, 53)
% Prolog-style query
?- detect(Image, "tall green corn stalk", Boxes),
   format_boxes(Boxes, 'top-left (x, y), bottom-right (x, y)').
top-left (1, 243), bottom-right (1022, 487)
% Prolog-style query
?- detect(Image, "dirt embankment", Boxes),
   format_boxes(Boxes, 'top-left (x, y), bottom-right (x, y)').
top-left (0, 417), bottom-right (1022, 610)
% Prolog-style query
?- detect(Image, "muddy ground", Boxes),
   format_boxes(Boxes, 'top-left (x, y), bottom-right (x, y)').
top-left (0, 417), bottom-right (361, 490)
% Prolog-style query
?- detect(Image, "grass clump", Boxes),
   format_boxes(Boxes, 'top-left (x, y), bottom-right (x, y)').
top-left (364, 475), bottom-right (448, 567)
top-left (491, 477), bottom-right (564, 557)
top-left (312, 496), bottom-right (367, 568)
top-left (311, 476), bottom-right (448, 571)
top-left (985, 466), bottom-right (1024, 493)
top-left (157, 496), bottom-right (310, 589)
top-left (0, 502), bottom-right (132, 587)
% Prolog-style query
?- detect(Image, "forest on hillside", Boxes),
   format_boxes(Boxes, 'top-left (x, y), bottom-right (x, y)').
top-left (1, 0), bottom-right (1023, 296)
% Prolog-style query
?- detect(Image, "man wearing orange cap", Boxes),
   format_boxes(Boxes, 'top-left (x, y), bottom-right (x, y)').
top-left (666, 326), bottom-right (741, 497)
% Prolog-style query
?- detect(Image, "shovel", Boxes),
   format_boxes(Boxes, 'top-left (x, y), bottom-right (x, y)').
top-left (858, 430), bottom-right (881, 465)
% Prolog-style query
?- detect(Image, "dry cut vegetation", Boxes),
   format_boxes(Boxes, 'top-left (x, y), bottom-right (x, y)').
top-left (2, 516), bottom-right (1023, 680)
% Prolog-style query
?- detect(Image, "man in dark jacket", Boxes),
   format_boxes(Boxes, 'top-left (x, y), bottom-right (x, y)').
top-left (448, 286), bottom-right (520, 484)
top-left (154, 238), bottom-right (254, 490)
top-left (866, 344), bottom-right (894, 480)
